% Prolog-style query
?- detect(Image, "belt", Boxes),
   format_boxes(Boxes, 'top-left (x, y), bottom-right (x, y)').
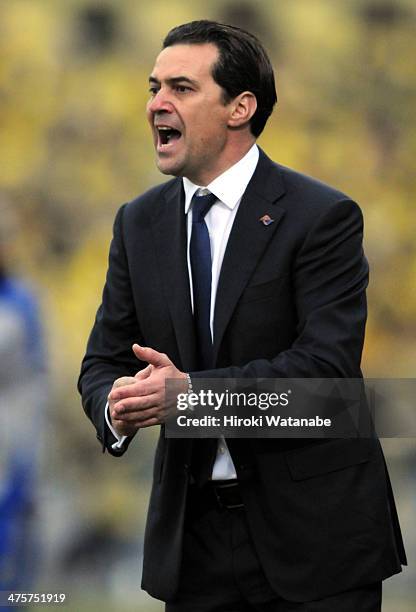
top-left (210, 479), bottom-right (244, 510)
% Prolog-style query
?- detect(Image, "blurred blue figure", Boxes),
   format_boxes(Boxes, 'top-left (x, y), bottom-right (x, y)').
top-left (0, 236), bottom-right (46, 600)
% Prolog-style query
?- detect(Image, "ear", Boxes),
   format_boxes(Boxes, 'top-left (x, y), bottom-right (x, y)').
top-left (227, 91), bottom-right (257, 129)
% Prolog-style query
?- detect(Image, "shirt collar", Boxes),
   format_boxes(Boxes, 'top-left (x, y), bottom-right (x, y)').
top-left (183, 144), bottom-right (259, 214)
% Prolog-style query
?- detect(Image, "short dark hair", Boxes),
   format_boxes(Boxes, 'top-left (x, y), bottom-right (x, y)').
top-left (163, 20), bottom-right (277, 138)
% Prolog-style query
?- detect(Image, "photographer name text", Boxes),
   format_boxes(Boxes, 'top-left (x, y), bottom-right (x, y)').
top-left (176, 414), bottom-right (332, 428)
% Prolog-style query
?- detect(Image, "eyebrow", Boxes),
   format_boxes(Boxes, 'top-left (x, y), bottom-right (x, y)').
top-left (148, 76), bottom-right (199, 87)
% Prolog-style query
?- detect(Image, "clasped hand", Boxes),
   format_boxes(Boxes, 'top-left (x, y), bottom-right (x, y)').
top-left (108, 344), bottom-right (188, 437)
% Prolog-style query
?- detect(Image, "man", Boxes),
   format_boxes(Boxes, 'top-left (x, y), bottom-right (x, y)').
top-left (0, 228), bottom-right (46, 598)
top-left (79, 20), bottom-right (406, 611)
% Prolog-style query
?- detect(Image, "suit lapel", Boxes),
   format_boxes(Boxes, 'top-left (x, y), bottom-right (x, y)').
top-left (151, 179), bottom-right (197, 371)
top-left (213, 151), bottom-right (286, 361)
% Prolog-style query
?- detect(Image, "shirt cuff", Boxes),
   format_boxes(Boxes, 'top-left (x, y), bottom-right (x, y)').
top-left (105, 401), bottom-right (128, 450)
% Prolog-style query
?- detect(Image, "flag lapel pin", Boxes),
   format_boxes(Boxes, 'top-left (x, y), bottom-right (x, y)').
top-left (259, 214), bottom-right (274, 226)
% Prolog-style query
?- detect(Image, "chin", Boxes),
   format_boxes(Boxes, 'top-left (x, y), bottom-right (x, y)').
top-left (156, 159), bottom-right (184, 178)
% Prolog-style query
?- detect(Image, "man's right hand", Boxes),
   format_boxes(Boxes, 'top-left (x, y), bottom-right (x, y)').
top-left (108, 365), bottom-right (154, 437)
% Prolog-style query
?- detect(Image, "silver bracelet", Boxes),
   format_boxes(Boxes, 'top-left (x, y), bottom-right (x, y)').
top-left (185, 373), bottom-right (194, 411)
top-left (185, 372), bottom-right (193, 394)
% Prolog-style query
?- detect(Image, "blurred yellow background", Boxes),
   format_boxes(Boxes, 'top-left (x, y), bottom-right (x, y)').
top-left (0, 1), bottom-right (415, 610)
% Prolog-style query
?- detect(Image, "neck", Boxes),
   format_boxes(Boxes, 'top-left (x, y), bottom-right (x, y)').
top-left (187, 138), bottom-right (256, 185)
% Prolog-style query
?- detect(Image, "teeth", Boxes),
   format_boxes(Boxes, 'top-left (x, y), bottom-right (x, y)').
top-left (156, 126), bottom-right (180, 145)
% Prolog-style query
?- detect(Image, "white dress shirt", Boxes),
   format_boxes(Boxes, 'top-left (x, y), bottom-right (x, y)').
top-left (106, 144), bottom-right (260, 479)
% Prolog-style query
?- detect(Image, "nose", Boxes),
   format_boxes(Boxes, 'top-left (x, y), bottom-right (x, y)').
top-left (147, 89), bottom-right (173, 115)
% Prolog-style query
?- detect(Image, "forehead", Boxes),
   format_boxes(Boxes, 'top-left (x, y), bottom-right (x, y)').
top-left (151, 43), bottom-right (219, 81)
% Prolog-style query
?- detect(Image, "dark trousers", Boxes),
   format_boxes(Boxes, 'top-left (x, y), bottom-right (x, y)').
top-left (165, 485), bottom-right (382, 612)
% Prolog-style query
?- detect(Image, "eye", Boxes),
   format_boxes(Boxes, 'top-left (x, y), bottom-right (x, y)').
top-left (175, 85), bottom-right (192, 93)
top-left (148, 86), bottom-right (159, 95)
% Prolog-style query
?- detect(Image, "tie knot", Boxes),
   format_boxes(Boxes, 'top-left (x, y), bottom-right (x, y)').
top-left (191, 191), bottom-right (217, 223)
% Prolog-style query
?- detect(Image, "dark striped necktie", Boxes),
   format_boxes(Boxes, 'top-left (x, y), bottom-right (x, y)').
top-left (190, 190), bottom-right (218, 486)
top-left (190, 190), bottom-right (217, 370)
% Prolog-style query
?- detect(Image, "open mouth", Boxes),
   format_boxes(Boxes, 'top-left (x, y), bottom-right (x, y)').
top-left (157, 126), bottom-right (182, 147)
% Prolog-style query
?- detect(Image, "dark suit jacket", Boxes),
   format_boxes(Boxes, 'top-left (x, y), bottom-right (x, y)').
top-left (78, 149), bottom-right (406, 603)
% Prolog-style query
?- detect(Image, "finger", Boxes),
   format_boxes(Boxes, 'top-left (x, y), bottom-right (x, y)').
top-left (110, 378), bottom-right (159, 401)
top-left (136, 417), bottom-right (160, 429)
top-left (112, 393), bottom-right (160, 416)
top-left (132, 344), bottom-right (171, 368)
top-left (108, 376), bottom-right (138, 403)
top-left (112, 406), bottom-right (160, 424)
top-left (110, 418), bottom-right (138, 437)
top-left (135, 364), bottom-right (153, 380)
top-left (113, 376), bottom-right (137, 388)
